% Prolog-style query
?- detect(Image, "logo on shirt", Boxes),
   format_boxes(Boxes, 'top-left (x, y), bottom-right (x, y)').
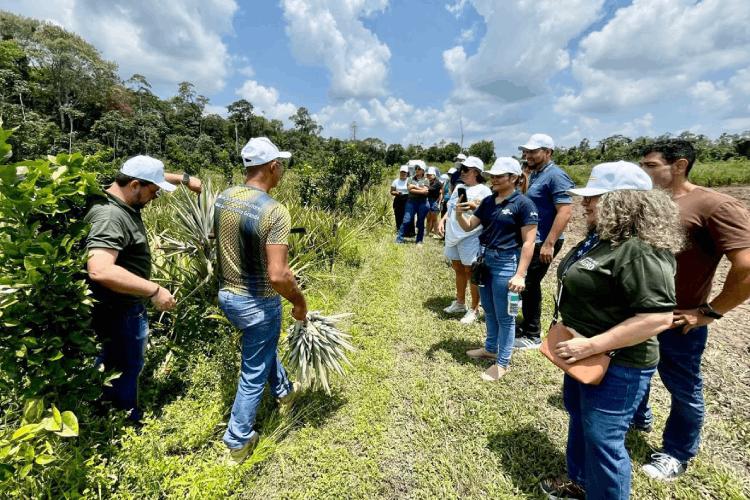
top-left (501, 208), bottom-right (513, 215)
top-left (579, 257), bottom-right (598, 270)
top-left (530, 211), bottom-right (538, 217)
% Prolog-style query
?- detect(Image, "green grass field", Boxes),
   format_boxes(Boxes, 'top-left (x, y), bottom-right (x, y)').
top-left (102, 229), bottom-right (750, 499)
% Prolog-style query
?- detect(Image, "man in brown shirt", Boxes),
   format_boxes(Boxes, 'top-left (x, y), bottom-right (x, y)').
top-left (634, 139), bottom-right (750, 480)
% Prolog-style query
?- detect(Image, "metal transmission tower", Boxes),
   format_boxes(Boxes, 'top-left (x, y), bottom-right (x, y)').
top-left (350, 121), bottom-right (358, 141)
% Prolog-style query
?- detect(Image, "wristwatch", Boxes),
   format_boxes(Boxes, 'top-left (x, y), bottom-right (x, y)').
top-left (181, 172), bottom-right (190, 186)
top-left (697, 303), bottom-right (723, 320)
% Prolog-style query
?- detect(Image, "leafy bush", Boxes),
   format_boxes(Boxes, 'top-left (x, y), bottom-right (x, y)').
top-left (0, 125), bottom-right (103, 492)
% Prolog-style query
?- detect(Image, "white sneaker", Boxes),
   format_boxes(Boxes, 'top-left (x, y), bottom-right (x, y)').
top-left (443, 300), bottom-right (467, 314)
top-left (513, 336), bottom-right (541, 350)
top-left (460, 309), bottom-right (478, 324)
top-left (642, 452), bottom-right (687, 481)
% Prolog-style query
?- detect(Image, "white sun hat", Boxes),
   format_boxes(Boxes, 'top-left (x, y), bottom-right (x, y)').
top-left (447, 167), bottom-right (457, 174)
top-left (121, 155), bottom-right (176, 192)
top-left (461, 156), bottom-right (484, 172)
top-left (487, 157), bottom-right (522, 176)
top-left (519, 133), bottom-right (555, 151)
top-left (399, 165), bottom-right (409, 173)
top-left (427, 166), bottom-right (438, 176)
top-left (455, 153), bottom-right (467, 161)
top-left (440, 173), bottom-right (449, 181)
top-left (569, 161), bottom-right (652, 197)
top-left (241, 137), bottom-right (291, 168)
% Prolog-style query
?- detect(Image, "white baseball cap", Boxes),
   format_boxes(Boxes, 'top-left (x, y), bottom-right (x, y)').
top-left (487, 157), bottom-right (522, 176)
top-left (569, 161), bottom-right (652, 197)
top-left (447, 167), bottom-right (457, 174)
top-left (455, 153), bottom-right (467, 161)
top-left (427, 166), bottom-right (438, 176)
top-left (120, 155), bottom-right (176, 192)
top-left (440, 173), bottom-right (449, 181)
top-left (413, 160), bottom-right (427, 170)
top-left (461, 156), bottom-right (484, 172)
top-left (519, 133), bottom-right (555, 151)
top-left (241, 137), bottom-right (291, 168)
top-left (399, 165), bottom-right (409, 173)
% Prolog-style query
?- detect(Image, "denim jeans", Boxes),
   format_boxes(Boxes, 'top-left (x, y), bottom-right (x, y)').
top-left (632, 325), bottom-right (708, 463)
top-left (564, 363), bottom-right (656, 500)
top-left (519, 240), bottom-right (563, 337)
top-left (478, 249), bottom-right (518, 368)
top-left (397, 198), bottom-right (429, 243)
top-left (219, 290), bottom-right (293, 450)
top-left (92, 302), bottom-right (149, 422)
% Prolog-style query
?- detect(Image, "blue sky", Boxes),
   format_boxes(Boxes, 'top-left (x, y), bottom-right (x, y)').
top-left (3, 0), bottom-right (750, 154)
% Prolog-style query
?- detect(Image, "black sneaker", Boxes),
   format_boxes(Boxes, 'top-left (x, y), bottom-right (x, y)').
top-left (540, 477), bottom-right (586, 500)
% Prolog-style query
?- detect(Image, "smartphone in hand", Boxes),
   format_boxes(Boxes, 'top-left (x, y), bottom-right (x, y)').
top-left (457, 186), bottom-right (467, 203)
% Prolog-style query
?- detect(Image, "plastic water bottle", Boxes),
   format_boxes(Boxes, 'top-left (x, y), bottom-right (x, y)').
top-left (507, 291), bottom-right (521, 316)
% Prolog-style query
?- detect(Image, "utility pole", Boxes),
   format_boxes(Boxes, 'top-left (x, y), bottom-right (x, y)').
top-left (459, 115), bottom-right (464, 150)
top-left (350, 121), bottom-right (357, 141)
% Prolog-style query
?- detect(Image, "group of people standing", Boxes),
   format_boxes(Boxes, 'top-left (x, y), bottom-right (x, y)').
top-left (388, 135), bottom-right (750, 500)
top-left (83, 129), bottom-right (749, 498)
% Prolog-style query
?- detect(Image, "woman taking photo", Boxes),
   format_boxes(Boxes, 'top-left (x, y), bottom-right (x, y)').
top-left (540, 161), bottom-right (682, 500)
top-left (396, 161), bottom-right (430, 246)
top-left (390, 165), bottom-right (410, 232)
top-left (456, 157), bottom-right (538, 381)
top-left (438, 156), bottom-right (492, 324)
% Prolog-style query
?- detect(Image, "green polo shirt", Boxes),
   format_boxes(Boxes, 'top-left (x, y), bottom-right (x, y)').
top-left (84, 192), bottom-right (151, 306)
top-left (557, 237), bottom-right (676, 369)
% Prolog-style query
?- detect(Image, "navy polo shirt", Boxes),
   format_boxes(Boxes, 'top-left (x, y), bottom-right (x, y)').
top-left (526, 161), bottom-right (574, 243)
top-left (474, 190), bottom-right (539, 251)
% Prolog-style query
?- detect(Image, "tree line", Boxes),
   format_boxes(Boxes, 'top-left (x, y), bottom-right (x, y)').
top-left (1, 10), bottom-right (749, 177)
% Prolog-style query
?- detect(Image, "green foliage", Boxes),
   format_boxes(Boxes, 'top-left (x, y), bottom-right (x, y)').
top-left (0, 125), bottom-right (103, 492)
top-left (468, 139), bottom-right (496, 164)
top-left (562, 159), bottom-right (750, 188)
top-left (297, 144), bottom-right (387, 213)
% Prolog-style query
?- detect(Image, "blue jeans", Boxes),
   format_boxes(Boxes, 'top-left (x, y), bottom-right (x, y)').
top-left (632, 325), bottom-right (708, 463)
top-left (478, 249), bottom-right (518, 368)
top-left (397, 198), bottom-right (429, 243)
top-left (564, 363), bottom-right (655, 500)
top-left (93, 302), bottom-right (149, 422)
top-left (219, 290), bottom-right (293, 450)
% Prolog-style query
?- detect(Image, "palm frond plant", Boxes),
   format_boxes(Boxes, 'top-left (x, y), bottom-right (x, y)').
top-left (283, 312), bottom-right (355, 394)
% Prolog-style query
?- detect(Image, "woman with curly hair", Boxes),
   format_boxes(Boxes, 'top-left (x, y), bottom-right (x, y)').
top-left (541, 161), bottom-right (684, 500)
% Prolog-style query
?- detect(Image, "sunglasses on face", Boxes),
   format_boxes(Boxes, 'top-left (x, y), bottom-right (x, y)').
top-left (460, 166), bottom-right (473, 173)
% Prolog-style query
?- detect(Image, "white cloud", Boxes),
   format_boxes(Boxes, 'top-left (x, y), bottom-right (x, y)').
top-left (689, 81), bottom-right (731, 111)
top-left (280, 0), bottom-right (391, 99)
top-left (2, 0), bottom-right (238, 95)
top-left (444, 0), bottom-right (604, 103)
top-left (558, 0), bottom-right (750, 114)
top-left (236, 80), bottom-right (297, 124)
top-left (445, 0), bottom-right (469, 18)
top-left (238, 66), bottom-right (255, 78)
top-left (456, 25), bottom-right (477, 44)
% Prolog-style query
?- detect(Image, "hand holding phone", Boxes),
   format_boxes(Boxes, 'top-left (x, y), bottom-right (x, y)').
top-left (457, 186), bottom-right (467, 203)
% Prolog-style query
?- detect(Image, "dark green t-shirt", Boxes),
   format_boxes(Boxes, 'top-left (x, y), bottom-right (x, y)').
top-left (556, 237), bottom-right (676, 369)
top-left (84, 192), bottom-right (151, 306)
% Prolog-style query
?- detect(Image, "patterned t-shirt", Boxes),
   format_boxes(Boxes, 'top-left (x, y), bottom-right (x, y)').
top-left (214, 185), bottom-right (291, 297)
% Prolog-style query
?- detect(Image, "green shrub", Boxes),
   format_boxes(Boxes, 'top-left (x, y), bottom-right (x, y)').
top-left (0, 125), bottom-right (104, 493)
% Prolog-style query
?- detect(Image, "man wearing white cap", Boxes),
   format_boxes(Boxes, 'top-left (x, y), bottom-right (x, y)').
top-left (85, 155), bottom-right (201, 422)
top-left (214, 137), bottom-right (307, 464)
top-left (515, 133), bottom-right (574, 349)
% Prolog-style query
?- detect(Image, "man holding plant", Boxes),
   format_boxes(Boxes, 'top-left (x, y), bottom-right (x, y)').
top-left (214, 137), bottom-right (307, 465)
top-left (85, 155), bottom-right (201, 423)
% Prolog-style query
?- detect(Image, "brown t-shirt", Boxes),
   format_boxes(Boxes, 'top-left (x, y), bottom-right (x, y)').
top-left (676, 187), bottom-right (750, 307)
